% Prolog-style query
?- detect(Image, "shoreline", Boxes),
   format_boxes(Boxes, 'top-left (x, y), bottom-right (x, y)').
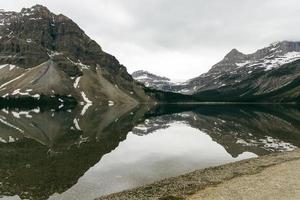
top-left (97, 149), bottom-right (300, 200)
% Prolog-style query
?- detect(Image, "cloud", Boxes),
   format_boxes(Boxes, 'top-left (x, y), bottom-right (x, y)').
top-left (1, 0), bottom-right (300, 79)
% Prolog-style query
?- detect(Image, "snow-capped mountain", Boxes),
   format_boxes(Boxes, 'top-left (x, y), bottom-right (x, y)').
top-left (0, 5), bottom-right (151, 108)
top-left (132, 70), bottom-right (187, 92)
top-left (189, 41), bottom-right (300, 92)
top-left (135, 41), bottom-right (300, 102)
top-left (1, 5), bottom-right (300, 104)
top-left (190, 41), bottom-right (300, 102)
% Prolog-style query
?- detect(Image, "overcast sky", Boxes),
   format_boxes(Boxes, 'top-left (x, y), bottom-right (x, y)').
top-left (1, 0), bottom-right (300, 80)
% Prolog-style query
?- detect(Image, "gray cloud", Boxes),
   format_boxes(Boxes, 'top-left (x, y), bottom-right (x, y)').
top-left (1, 0), bottom-right (300, 79)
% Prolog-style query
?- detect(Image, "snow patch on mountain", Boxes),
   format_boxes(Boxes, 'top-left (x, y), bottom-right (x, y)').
top-left (236, 51), bottom-right (300, 71)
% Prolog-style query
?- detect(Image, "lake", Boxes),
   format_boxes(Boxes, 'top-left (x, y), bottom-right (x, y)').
top-left (0, 104), bottom-right (300, 200)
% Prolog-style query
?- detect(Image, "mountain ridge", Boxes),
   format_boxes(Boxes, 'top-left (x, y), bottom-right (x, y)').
top-left (0, 5), bottom-right (152, 108)
top-left (133, 41), bottom-right (300, 102)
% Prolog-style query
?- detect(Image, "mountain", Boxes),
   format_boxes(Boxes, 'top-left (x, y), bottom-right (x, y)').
top-left (2, 5), bottom-right (299, 104)
top-left (0, 5), bottom-right (151, 107)
top-left (191, 41), bottom-right (300, 102)
top-left (132, 70), bottom-right (187, 92)
top-left (136, 41), bottom-right (300, 102)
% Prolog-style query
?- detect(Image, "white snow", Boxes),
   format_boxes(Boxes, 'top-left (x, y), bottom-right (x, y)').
top-left (77, 61), bottom-right (90, 70)
top-left (48, 51), bottom-right (63, 58)
top-left (236, 61), bottom-right (251, 67)
top-left (135, 75), bottom-right (150, 80)
top-left (108, 100), bottom-right (115, 106)
top-left (31, 107), bottom-right (40, 113)
top-left (11, 89), bottom-right (30, 96)
top-left (0, 64), bottom-right (8, 70)
top-left (29, 17), bottom-right (43, 20)
top-left (0, 74), bottom-right (25, 89)
top-left (67, 57), bottom-right (90, 70)
top-left (73, 77), bottom-right (81, 88)
top-left (9, 64), bottom-right (16, 71)
top-left (11, 111), bottom-right (32, 118)
top-left (236, 136), bottom-right (297, 152)
top-left (259, 136), bottom-right (297, 152)
top-left (0, 136), bottom-right (19, 143)
top-left (81, 91), bottom-right (92, 104)
top-left (134, 125), bottom-right (148, 132)
top-left (0, 115), bottom-right (24, 133)
top-left (179, 89), bottom-right (191, 93)
top-left (0, 137), bottom-right (6, 143)
top-left (262, 51), bottom-right (300, 70)
top-left (1, 108), bottom-right (9, 114)
top-left (81, 103), bottom-right (92, 115)
top-left (236, 139), bottom-right (256, 147)
top-left (73, 118), bottom-right (81, 131)
top-left (32, 94), bottom-right (40, 99)
top-left (80, 91), bottom-right (92, 115)
top-left (235, 51), bottom-right (300, 71)
top-left (11, 111), bottom-right (20, 118)
top-left (8, 31), bottom-right (13, 37)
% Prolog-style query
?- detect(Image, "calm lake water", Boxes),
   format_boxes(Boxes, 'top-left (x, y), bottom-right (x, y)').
top-left (0, 104), bottom-right (300, 200)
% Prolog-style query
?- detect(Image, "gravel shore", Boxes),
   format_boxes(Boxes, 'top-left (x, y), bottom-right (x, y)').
top-left (97, 150), bottom-right (300, 200)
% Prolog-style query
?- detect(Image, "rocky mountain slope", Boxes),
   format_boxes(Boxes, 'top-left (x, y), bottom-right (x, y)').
top-left (190, 41), bottom-right (300, 102)
top-left (0, 5), bottom-right (151, 107)
top-left (136, 41), bottom-right (300, 102)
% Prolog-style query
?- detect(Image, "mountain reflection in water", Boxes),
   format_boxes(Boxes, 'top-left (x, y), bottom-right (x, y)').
top-left (0, 104), bottom-right (300, 200)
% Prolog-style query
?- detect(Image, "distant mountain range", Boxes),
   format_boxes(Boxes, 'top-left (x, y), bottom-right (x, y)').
top-left (133, 41), bottom-right (300, 102)
top-left (0, 5), bottom-right (151, 108)
top-left (1, 5), bottom-right (300, 104)
top-left (132, 70), bottom-right (188, 93)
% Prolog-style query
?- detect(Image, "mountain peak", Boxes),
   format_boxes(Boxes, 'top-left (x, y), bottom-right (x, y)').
top-left (21, 4), bottom-right (51, 15)
top-left (0, 5), bottom-right (151, 105)
top-left (132, 70), bottom-right (170, 81)
top-left (224, 48), bottom-right (245, 60)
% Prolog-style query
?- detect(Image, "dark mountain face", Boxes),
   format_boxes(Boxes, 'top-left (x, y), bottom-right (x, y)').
top-left (0, 5), bottom-right (150, 106)
top-left (0, 5), bottom-right (119, 73)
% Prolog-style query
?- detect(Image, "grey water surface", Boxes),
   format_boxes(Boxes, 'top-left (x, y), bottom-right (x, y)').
top-left (0, 104), bottom-right (299, 200)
